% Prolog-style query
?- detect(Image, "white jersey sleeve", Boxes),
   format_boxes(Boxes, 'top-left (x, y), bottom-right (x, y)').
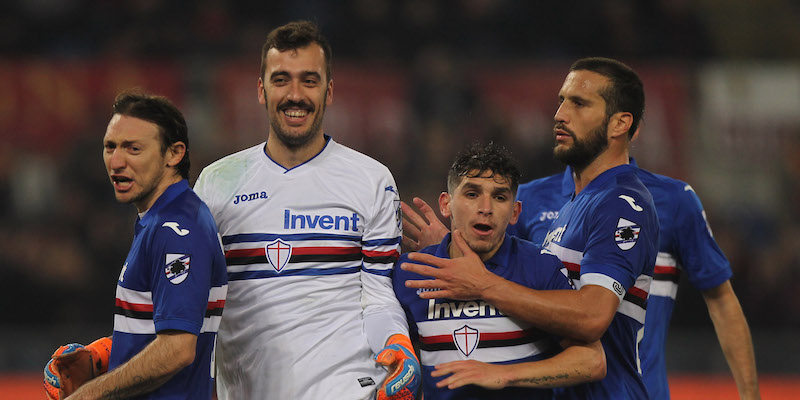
top-left (360, 173), bottom-right (409, 354)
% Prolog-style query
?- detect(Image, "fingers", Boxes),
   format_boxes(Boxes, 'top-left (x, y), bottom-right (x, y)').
top-left (412, 197), bottom-right (439, 221)
top-left (407, 252), bottom-right (449, 268)
top-left (401, 234), bottom-right (420, 253)
top-left (401, 201), bottom-right (428, 228)
top-left (451, 230), bottom-right (479, 260)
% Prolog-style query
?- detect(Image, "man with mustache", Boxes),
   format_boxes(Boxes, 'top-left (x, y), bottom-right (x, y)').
top-left (194, 21), bottom-right (419, 400)
top-left (402, 57), bottom-right (659, 399)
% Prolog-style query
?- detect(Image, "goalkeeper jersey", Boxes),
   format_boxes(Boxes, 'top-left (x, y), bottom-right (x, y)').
top-left (194, 136), bottom-right (409, 400)
top-left (510, 159), bottom-right (732, 400)
top-left (111, 180), bottom-right (228, 400)
top-left (393, 234), bottom-right (572, 400)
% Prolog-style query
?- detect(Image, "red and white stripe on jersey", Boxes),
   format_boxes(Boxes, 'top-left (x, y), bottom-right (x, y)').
top-left (415, 318), bottom-right (555, 365)
top-left (650, 252), bottom-right (680, 299)
top-left (113, 285), bottom-right (227, 334)
top-left (546, 242), bottom-right (650, 324)
top-left (223, 238), bottom-right (364, 275)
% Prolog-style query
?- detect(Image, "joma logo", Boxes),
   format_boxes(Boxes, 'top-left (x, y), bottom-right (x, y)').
top-left (233, 191), bottom-right (268, 204)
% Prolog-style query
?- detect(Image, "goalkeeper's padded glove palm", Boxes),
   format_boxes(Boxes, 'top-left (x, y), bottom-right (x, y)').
top-left (375, 334), bottom-right (421, 400)
top-left (44, 336), bottom-right (112, 400)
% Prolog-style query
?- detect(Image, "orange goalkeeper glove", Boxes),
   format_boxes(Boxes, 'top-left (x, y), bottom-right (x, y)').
top-left (375, 334), bottom-right (421, 400)
top-left (44, 336), bottom-right (112, 400)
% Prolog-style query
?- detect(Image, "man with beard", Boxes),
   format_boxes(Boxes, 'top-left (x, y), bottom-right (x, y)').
top-left (403, 58), bottom-right (761, 400)
top-left (401, 57), bottom-right (659, 399)
top-left (194, 21), bottom-right (420, 400)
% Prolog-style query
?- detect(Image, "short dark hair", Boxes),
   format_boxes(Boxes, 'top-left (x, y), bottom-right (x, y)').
top-left (260, 20), bottom-right (332, 83)
top-left (112, 89), bottom-right (190, 180)
top-left (447, 142), bottom-right (522, 195)
top-left (571, 57), bottom-right (645, 139)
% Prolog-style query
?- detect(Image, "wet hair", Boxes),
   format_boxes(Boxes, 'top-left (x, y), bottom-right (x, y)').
top-left (112, 89), bottom-right (190, 180)
top-left (447, 142), bottom-right (522, 195)
top-left (571, 57), bottom-right (645, 139)
top-left (260, 20), bottom-right (332, 83)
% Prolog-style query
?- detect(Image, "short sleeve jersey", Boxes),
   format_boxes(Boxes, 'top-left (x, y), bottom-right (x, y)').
top-left (540, 164), bottom-right (658, 400)
top-left (193, 137), bottom-right (408, 400)
top-left (394, 234), bottom-right (572, 400)
top-left (111, 180), bottom-right (228, 400)
top-left (512, 160), bottom-right (732, 399)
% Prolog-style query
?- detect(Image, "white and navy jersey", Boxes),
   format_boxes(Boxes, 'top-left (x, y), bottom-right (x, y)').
top-left (510, 160), bottom-right (732, 399)
top-left (111, 180), bottom-right (228, 400)
top-left (538, 164), bottom-right (658, 400)
top-left (394, 234), bottom-right (572, 400)
top-left (194, 136), bottom-right (408, 400)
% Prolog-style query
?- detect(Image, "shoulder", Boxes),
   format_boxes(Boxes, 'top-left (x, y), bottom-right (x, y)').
top-left (196, 143), bottom-right (263, 186)
top-left (153, 190), bottom-right (217, 241)
top-left (509, 237), bottom-right (560, 265)
top-left (325, 140), bottom-right (394, 180)
top-left (517, 173), bottom-right (563, 199)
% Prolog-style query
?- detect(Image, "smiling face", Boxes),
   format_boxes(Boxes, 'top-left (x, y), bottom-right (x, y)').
top-left (258, 43), bottom-right (333, 149)
top-left (103, 114), bottom-right (183, 212)
top-left (553, 70), bottom-right (612, 170)
top-left (440, 169), bottom-right (521, 261)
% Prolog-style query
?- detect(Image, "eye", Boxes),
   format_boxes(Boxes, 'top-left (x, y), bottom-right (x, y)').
top-left (464, 191), bottom-right (478, 198)
top-left (271, 77), bottom-right (288, 86)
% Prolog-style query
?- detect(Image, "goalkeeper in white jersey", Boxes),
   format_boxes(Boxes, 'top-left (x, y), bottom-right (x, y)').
top-left (194, 20), bottom-right (420, 400)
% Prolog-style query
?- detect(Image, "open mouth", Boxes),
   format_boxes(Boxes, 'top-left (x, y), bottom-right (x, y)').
top-left (283, 109), bottom-right (308, 118)
top-left (473, 223), bottom-right (493, 233)
top-left (111, 176), bottom-right (133, 190)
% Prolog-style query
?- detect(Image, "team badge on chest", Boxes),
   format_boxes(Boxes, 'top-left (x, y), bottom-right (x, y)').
top-left (266, 239), bottom-right (292, 272)
top-left (453, 325), bottom-right (480, 357)
top-left (615, 218), bottom-right (641, 250)
top-left (165, 254), bottom-right (190, 284)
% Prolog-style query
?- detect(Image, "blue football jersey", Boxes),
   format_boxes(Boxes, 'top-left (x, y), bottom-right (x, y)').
top-left (393, 234), bottom-right (572, 400)
top-left (111, 180), bottom-right (228, 399)
top-left (513, 160), bottom-right (731, 399)
top-left (540, 164), bottom-right (658, 400)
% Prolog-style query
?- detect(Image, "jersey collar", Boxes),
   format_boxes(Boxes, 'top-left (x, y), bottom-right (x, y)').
top-left (562, 158), bottom-right (639, 197)
top-left (136, 180), bottom-right (190, 231)
top-left (262, 134), bottom-right (333, 173)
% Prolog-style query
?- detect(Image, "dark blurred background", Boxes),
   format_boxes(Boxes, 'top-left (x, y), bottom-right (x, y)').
top-left (1, 0), bottom-right (799, 390)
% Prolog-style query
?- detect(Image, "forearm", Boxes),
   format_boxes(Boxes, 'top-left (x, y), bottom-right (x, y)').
top-left (704, 282), bottom-right (760, 399)
top-left (66, 331), bottom-right (196, 400)
top-left (481, 277), bottom-right (615, 342)
top-left (505, 340), bottom-right (606, 388)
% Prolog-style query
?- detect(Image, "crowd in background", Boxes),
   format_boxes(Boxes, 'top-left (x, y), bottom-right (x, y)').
top-left (2, 0), bottom-right (800, 372)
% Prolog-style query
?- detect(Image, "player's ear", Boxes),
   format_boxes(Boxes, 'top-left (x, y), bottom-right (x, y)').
top-left (166, 142), bottom-right (186, 168)
top-left (325, 79), bottom-right (333, 105)
top-left (438, 192), bottom-right (452, 218)
top-left (257, 78), bottom-right (266, 104)
top-left (508, 201), bottom-right (522, 225)
top-left (609, 111), bottom-right (633, 140)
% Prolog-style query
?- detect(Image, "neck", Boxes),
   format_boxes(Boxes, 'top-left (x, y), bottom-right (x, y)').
top-left (447, 238), bottom-right (500, 262)
top-left (136, 174), bottom-right (182, 213)
top-left (265, 132), bottom-right (327, 169)
top-left (572, 146), bottom-right (629, 195)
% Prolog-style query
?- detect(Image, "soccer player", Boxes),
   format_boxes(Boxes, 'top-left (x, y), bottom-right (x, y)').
top-left (44, 90), bottom-right (228, 399)
top-left (401, 57), bottom-right (659, 399)
top-left (507, 158), bottom-right (761, 399)
top-left (394, 142), bottom-right (606, 399)
top-left (193, 21), bottom-right (419, 399)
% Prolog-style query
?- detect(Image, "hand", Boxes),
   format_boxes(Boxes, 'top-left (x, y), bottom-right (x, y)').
top-left (432, 360), bottom-right (510, 390)
top-left (401, 197), bottom-right (450, 252)
top-left (402, 230), bottom-right (500, 300)
top-left (375, 334), bottom-right (421, 400)
top-left (44, 337), bottom-right (112, 400)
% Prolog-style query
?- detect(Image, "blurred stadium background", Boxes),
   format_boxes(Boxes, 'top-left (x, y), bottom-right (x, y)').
top-left (1, 1), bottom-right (799, 398)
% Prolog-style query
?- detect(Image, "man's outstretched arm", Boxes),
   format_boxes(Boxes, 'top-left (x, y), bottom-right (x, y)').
top-left (402, 230), bottom-right (619, 343)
